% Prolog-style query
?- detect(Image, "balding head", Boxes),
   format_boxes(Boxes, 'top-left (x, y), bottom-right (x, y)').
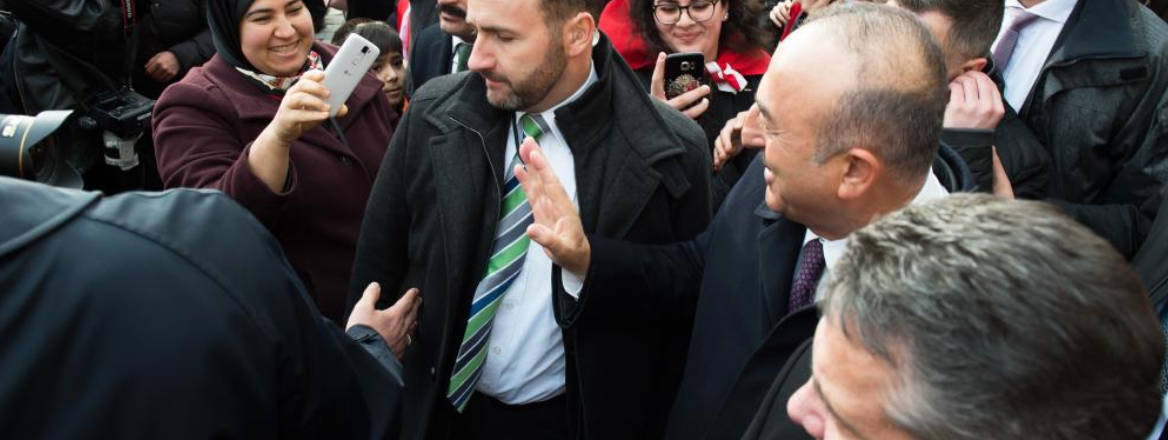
top-left (802, 3), bottom-right (948, 184)
top-left (756, 2), bottom-right (948, 238)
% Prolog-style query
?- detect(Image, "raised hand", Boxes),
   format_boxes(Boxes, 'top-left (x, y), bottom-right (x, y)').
top-left (713, 104), bottom-right (766, 171)
top-left (944, 70), bottom-right (1005, 130)
top-left (265, 70), bottom-right (350, 146)
top-left (513, 138), bottom-right (591, 275)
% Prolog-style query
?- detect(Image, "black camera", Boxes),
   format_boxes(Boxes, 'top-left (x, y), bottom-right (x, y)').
top-left (0, 110), bottom-right (83, 187)
top-left (87, 88), bottom-right (155, 139)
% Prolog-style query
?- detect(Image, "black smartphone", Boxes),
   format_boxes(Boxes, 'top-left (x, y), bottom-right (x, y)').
top-left (664, 52), bottom-right (706, 99)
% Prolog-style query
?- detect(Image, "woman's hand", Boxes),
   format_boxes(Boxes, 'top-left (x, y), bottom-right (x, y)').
top-left (650, 52), bottom-right (711, 120)
top-left (770, 0), bottom-right (796, 28)
top-left (248, 70), bottom-right (350, 193)
top-left (265, 70), bottom-right (348, 146)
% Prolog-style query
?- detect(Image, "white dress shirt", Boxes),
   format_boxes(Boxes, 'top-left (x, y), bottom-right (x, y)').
top-left (475, 64), bottom-right (599, 405)
top-left (992, 0), bottom-right (1079, 111)
top-left (802, 170), bottom-right (951, 294)
top-left (450, 35), bottom-right (471, 74)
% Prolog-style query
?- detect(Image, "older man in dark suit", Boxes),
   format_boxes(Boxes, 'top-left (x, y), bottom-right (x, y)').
top-left (518, 4), bottom-right (972, 439)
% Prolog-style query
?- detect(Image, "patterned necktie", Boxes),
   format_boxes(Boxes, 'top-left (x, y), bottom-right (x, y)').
top-left (787, 239), bottom-right (825, 314)
top-left (446, 113), bottom-right (548, 412)
top-left (455, 42), bottom-right (472, 73)
top-left (992, 9), bottom-right (1040, 72)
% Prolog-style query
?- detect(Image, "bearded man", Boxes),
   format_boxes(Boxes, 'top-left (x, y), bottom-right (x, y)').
top-left (345, 0), bottom-right (712, 438)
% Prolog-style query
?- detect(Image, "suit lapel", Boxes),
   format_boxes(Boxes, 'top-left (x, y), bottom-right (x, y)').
top-left (755, 211), bottom-right (805, 327)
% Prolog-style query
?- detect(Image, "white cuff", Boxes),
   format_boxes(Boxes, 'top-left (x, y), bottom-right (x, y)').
top-left (562, 268), bottom-right (586, 299)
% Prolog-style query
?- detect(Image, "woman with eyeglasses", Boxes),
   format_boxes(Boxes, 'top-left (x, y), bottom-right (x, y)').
top-left (601, 0), bottom-right (770, 208)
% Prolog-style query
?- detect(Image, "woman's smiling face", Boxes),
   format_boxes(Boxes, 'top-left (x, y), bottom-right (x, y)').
top-left (239, 0), bottom-right (314, 76)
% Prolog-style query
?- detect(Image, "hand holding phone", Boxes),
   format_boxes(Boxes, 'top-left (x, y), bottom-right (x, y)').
top-left (663, 52), bottom-right (707, 99)
top-left (649, 52), bottom-right (711, 120)
top-left (323, 33), bottom-right (381, 118)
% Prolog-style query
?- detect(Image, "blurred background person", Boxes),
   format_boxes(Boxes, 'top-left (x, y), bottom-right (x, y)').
top-left (0, 0), bottom-right (220, 193)
top-left (152, 0), bottom-right (397, 322)
top-left (769, 194), bottom-right (1166, 440)
top-left (332, 18), bottom-right (409, 115)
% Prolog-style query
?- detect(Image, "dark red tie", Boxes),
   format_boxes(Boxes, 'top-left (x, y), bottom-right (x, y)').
top-left (788, 239), bottom-right (825, 314)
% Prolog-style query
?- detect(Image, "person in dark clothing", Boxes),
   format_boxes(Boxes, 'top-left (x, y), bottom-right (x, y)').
top-left (405, 0), bottom-right (475, 96)
top-left (888, 0), bottom-right (1051, 199)
top-left (763, 194), bottom-right (1164, 440)
top-left (600, 0), bottom-right (770, 208)
top-left (991, 0), bottom-right (1168, 258)
top-left (0, 175), bottom-right (422, 439)
top-left (516, 4), bottom-right (969, 439)
top-left (346, 0), bottom-right (712, 437)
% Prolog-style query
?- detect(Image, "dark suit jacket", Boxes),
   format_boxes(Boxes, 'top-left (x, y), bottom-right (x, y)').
top-left (0, 177), bottom-right (403, 439)
top-left (740, 340), bottom-right (814, 440)
top-left (1014, 0), bottom-right (1168, 257)
top-left (585, 147), bottom-right (972, 440)
top-left (406, 23), bottom-right (453, 97)
top-left (347, 34), bottom-right (712, 439)
top-left (941, 63), bottom-right (1051, 200)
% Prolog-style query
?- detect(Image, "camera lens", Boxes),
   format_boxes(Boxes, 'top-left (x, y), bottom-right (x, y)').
top-left (361, 46), bottom-right (369, 54)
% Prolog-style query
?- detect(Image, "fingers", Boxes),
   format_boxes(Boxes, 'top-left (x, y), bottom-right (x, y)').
top-left (354, 281), bottom-right (381, 313)
top-left (650, 52), bottom-right (667, 100)
top-left (956, 74), bottom-right (977, 105)
top-left (668, 85), bottom-right (711, 110)
top-left (713, 115), bottom-right (744, 171)
top-left (991, 147), bottom-right (1015, 199)
top-left (681, 97), bottom-right (710, 119)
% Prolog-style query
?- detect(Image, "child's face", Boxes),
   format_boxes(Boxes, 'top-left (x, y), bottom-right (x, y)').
top-left (373, 52), bottom-right (407, 107)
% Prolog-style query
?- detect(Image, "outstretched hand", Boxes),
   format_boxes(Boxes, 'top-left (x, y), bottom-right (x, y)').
top-left (347, 282), bottom-right (421, 359)
top-left (514, 138), bottom-right (591, 275)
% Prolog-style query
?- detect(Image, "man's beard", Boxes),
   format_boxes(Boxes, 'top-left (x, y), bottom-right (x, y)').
top-left (484, 44), bottom-right (567, 111)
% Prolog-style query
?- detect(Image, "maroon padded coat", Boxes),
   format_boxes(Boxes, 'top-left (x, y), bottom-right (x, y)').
top-left (153, 42), bottom-right (396, 321)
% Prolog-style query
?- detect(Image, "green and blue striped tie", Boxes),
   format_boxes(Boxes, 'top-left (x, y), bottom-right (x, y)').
top-left (447, 113), bottom-right (549, 412)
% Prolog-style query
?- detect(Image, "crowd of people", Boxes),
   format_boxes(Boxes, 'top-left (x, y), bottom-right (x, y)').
top-left (2, 0), bottom-right (1168, 439)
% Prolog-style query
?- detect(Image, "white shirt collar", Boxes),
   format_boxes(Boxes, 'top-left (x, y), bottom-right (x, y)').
top-left (804, 171), bottom-right (949, 271)
top-left (1005, 0), bottom-right (1078, 24)
top-left (452, 34), bottom-right (471, 49)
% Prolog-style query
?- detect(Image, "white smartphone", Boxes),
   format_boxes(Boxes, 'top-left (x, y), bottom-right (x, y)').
top-left (323, 33), bottom-right (380, 118)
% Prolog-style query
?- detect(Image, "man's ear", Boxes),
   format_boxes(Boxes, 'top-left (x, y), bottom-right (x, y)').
top-left (564, 12), bottom-right (596, 56)
top-left (960, 57), bottom-right (989, 74)
top-left (837, 148), bottom-right (881, 200)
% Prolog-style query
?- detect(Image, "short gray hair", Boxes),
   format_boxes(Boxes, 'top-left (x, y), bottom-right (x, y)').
top-left (801, 3), bottom-right (948, 185)
top-left (820, 193), bottom-right (1165, 439)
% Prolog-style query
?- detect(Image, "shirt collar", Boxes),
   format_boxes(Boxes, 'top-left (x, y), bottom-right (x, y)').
top-left (804, 171), bottom-right (950, 271)
top-left (1005, 0), bottom-right (1078, 24)
top-left (452, 34), bottom-right (471, 50)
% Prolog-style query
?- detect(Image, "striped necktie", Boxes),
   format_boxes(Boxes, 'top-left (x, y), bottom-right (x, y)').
top-left (455, 42), bottom-right (472, 73)
top-left (446, 113), bottom-right (549, 412)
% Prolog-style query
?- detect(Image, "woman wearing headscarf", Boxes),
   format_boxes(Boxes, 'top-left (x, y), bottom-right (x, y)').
top-left (153, 0), bottom-right (398, 321)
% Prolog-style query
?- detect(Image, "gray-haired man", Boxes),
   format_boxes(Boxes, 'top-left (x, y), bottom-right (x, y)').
top-left (768, 193), bottom-right (1166, 439)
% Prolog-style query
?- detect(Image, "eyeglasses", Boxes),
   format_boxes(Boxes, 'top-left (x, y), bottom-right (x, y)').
top-left (653, 0), bottom-right (720, 25)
